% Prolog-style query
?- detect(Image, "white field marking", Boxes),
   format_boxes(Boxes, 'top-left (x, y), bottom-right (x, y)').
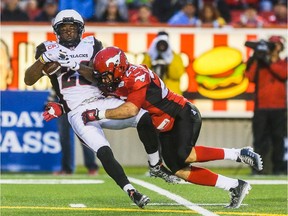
top-left (143, 203), bottom-right (248, 206)
top-left (247, 180), bottom-right (288, 185)
top-left (0, 179), bottom-right (104, 184)
top-left (128, 177), bottom-right (219, 216)
top-left (69, 204), bottom-right (87, 208)
top-left (178, 179), bottom-right (288, 185)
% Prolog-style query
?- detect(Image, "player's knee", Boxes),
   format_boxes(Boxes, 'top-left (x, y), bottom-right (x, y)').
top-left (97, 146), bottom-right (113, 162)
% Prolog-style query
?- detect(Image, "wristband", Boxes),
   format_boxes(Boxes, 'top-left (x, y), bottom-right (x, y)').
top-left (98, 110), bottom-right (106, 119)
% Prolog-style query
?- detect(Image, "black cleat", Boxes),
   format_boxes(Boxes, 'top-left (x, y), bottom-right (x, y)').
top-left (237, 147), bottom-right (263, 171)
top-left (226, 180), bottom-right (251, 209)
top-left (149, 160), bottom-right (181, 184)
top-left (128, 189), bottom-right (150, 208)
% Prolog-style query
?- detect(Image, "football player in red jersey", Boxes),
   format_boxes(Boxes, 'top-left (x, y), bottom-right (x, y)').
top-left (25, 9), bottom-right (181, 208)
top-left (82, 46), bottom-right (264, 209)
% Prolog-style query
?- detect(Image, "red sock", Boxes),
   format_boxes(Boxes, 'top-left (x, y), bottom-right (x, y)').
top-left (194, 146), bottom-right (224, 162)
top-left (187, 166), bottom-right (218, 186)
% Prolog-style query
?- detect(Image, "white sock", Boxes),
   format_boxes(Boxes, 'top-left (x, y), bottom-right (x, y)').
top-left (148, 151), bottom-right (160, 166)
top-left (223, 148), bottom-right (241, 161)
top-left (215, 175), bottom-right (239, 191)
top-left (123, 184), bottom-right (135, 193)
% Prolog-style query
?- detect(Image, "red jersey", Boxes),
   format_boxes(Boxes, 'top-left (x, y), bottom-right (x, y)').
top-left (115, 64), bottom-right (187, 132)
top-left (245, 59), bottom-right (287, 109)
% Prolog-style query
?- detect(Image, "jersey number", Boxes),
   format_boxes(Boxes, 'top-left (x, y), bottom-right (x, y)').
top-left (135, 74), bottom-right (146, 82)
top-left (61, 71), bottom-right (91, 89)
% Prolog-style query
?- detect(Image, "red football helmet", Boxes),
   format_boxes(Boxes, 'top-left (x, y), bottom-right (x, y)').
top-left (93, 47), bottom-right (129, 92)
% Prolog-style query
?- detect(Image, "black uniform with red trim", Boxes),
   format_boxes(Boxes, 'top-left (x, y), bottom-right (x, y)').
top-left (115, 64), bottom-right (202, 172)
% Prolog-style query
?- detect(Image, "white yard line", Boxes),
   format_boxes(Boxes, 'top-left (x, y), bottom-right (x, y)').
top-left (246, 180), bottom-right (288, 185)
top-left (129, 177), bottom-right (219, 216)
top-left (0, 179), bottom-right (104, 184)
top-left (179, 179), bottom-right (288, 185)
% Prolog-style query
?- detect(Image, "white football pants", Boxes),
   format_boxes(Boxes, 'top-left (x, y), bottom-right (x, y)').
top-left (67, 97), bottom-right (147, 152)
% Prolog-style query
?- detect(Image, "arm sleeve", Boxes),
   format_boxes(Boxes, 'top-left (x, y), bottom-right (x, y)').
top-left (35, 43), bottom-right (47, 59)
top-left (92, 38), bottom-right (103, 58)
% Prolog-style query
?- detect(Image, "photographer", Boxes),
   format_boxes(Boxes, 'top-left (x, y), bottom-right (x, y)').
top-left (245, 36), bottom-right (287, 175)
top-left (142, 31), bottom-right (185, 95)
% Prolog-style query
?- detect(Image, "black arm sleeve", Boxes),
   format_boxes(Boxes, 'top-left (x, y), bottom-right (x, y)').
top-left (35, 43), bottom-right (47, 59)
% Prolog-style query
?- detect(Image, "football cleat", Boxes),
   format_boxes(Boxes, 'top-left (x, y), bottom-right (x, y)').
top-left (128, 189), bottom-right (150, 208)
top-left (226, 179), bottom-right (251, 209)
top-left (149, 160), bottom-right (181, 184)
top-left (237, 147), bottom-right (263, 171)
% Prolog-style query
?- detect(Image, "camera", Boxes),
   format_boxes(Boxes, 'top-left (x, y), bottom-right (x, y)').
top-left (245, 39), bottom-right (275, 61)
top-left (156, 40), bottom-right (168, 53)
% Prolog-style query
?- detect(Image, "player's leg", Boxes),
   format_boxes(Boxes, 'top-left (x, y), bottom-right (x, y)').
top-left (177, 103), bottom-right (263, 171)
top-left (68, 107), bottom-right (150, 208)
top-left (93, 98), bottom-right (180, 183)
top-left (161, 103), bottom-right (251, 208)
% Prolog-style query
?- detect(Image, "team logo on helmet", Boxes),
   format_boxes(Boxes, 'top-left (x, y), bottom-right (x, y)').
top-left (105, 51), bottom-right (121, 67)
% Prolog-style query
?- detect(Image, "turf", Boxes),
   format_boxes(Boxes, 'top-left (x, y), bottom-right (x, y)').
top-left (1, 167), bottom-right (287, 216)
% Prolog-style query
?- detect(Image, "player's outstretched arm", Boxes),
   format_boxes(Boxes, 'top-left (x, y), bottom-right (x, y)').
top-left (105, 102), bottom-right (140, 119)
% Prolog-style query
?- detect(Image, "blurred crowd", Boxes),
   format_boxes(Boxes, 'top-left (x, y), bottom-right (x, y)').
top-left (1, 0), bottom-right (287, 27)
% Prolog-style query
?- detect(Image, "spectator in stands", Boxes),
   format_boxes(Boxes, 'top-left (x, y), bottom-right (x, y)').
top-left (198, 3), bottom-right (226, 27)
top-left (129, 3), bottom-right (159, 24)
top-left (151, 0), bottom-right (183, 22)
top-left (225, 0), bottom-right (259, 10)
top-left (168, 0), bottom-right (200, 25)
top-left (34, 0), bottom-right (58, 22)
top-left (25, 0), bottom-right (41, 21)
top-left (201, 0), bottom-right (231, 23)
top-left (94, 0), bottom-right (128, 21)
top-left (1, 0), bottom-right (29, 21)
top-left (95, 0), bottom-right (128, 22)
top-left (233, 6), bottom-right (265, 27)
top-left (259, 0), bottom-right (273, 12)
top-left (266, 1), bottom-right (287, 25)
top-left (58, 0), bottom-right (95, 21)
top-left (142, 31), bottom-right (185, 95)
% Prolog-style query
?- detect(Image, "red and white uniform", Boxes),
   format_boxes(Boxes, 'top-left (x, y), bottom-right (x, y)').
top-left (115, 64), bottom-right (187, 132)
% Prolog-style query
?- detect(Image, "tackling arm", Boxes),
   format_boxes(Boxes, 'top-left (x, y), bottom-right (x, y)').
top-left (105, 101), bottom-right (140, 119)
top-left (82, 101), bottom-right (140, 125)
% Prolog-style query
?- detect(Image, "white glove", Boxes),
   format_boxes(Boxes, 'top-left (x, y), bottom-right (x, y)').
top-left (58, 55), bottom-right (80, 71)
top-left (39, 49), bottom-right (60, 63)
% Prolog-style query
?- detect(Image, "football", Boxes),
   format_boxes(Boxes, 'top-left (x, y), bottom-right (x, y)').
top-left (43, 62), bottom-right (61, 75)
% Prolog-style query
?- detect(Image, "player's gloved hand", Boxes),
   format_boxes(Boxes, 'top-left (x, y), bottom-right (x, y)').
top-left (58, 54), bottom-right (80, 71)
top-left (43, 102), bottom-right (64, 122)
top-left (82, 108), bottom-right (105, 125)
top-left (39, 49), bottom-right (60, 64)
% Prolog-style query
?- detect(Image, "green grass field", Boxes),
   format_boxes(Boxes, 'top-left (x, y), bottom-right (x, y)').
top-left (1, 167), bottom-right (287, 216)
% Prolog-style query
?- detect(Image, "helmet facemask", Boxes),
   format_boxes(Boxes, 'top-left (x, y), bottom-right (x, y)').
top-left (52, 10), bottom-right (85, 48)
top-left (94, 70), bottom-right (121, 93)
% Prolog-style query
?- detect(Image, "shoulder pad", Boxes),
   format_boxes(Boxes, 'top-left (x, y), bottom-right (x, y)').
top-left (35, 41), bottom-right (59, 59)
